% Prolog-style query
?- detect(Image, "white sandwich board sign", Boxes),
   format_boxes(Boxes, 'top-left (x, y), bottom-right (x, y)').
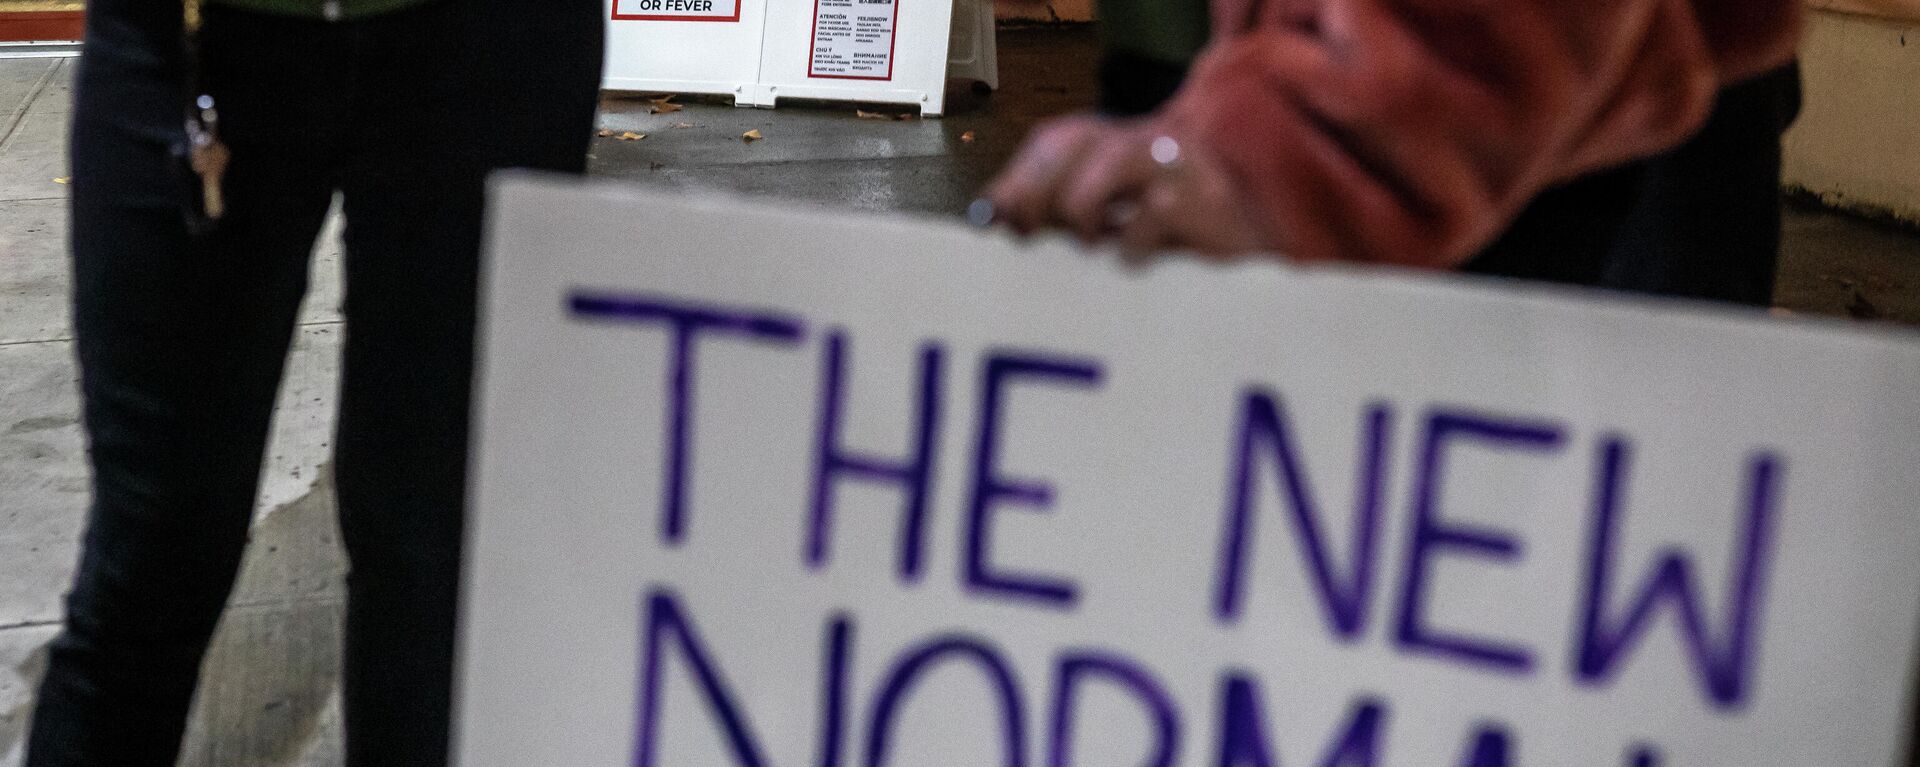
top-left (456, 175), bottom-right (1920, 766)
top-left (602, 0), bottom-right (991, 116)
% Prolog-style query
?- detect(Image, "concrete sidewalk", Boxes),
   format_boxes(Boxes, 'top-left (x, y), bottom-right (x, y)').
top-left (0, 26), bottom-right (1917, 767)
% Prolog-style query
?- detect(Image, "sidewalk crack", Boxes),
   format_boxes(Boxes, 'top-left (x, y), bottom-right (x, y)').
top-left (0, 58), bottom-right (60, 157)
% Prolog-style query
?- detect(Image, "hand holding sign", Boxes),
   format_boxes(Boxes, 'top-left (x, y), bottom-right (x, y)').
top-left (982, 116), bottom-right (1271, 260)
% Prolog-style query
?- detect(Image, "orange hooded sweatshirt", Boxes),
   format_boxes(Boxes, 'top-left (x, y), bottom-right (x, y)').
top-left (1162, 0), bottom-right (1802, 267)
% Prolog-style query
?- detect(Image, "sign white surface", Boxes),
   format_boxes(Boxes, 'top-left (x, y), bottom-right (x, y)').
top-left (603, 0), bottom-right (767, 101)
top-left (457, 176), bottom-right (1920, 766)
top-left (613, 0), bottom-right (741, 20)
top-left (603, 0), bottom-right (972, 114)
top-left (755, 0), bottom-right (952, 113)
top-left (808, 0), bottom-right (898, 79)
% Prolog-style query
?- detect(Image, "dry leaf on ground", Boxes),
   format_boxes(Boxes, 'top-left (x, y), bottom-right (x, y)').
top-left (960, 131), bottom-right (976, 143)
top-left (649, 96), bottom-right (685, 114)
top-left (617, 131), bottom-right (647, 141)
top-left (742, 129), bottom-right (764, 142)
top-left (596, 129), bottom-right (614, 137)
top-left (857, 110), bottom-right (890, 120)
top-left (52, 177), bottom-right (69, 185)
top-left (1847, 288), bottom-right (1884, 320)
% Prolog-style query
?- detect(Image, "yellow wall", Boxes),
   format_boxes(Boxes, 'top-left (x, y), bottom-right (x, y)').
top-left (1807, 0), bottom-right (1920, 21)
top-left (1784, 9), bottom-right (1920, 224)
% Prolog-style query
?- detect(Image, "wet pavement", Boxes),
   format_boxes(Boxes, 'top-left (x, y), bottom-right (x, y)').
top-left (0, 24), bottom-right (1917, 767)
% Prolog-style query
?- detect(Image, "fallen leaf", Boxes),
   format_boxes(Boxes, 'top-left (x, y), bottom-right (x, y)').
top-left (742, 129), bottom-right (764, 142)
top-left (857, 110), bottom-right (891, 120)
top-left (960, 131), bottom-right (976, 143)
top-left (52, 177), bottom-right (69, 185)
top-left (596, 128), bottom-right (614, 138)
top-left (617, 131), bottom-right (647, 141)
top-left (671, 122), bottom-right (696, 129)
top-left (649, 96), bottom-right (685, 114)
top-left (895, 113), bottom-right (915, 121)
top-left (1846, 287), bottom-right (1883, 321)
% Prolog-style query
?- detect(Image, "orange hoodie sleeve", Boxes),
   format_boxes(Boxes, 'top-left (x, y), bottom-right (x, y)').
top-left (1161, 0), bottom-right (1801, 267)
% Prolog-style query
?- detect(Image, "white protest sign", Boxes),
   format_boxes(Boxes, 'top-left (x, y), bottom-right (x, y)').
top-left (455, 175), bottom-right (1920, 766)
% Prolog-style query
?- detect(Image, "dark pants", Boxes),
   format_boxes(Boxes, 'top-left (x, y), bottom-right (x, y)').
top-left (26, 1), bottom-right (601, 765)
top-left (1098, 53), bottom-right (1803, 307)
top-left (1464, 65), bottom-right (1804, 306)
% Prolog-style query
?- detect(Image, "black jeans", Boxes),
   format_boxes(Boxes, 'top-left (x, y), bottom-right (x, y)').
top-left (27, 1), bottom-right (601, 765)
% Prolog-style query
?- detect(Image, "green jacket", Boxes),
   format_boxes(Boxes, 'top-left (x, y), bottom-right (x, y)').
top-left (209, 0), bottom-right (428, 21)
top-left (1097, 0), bottom-right (1209, 65)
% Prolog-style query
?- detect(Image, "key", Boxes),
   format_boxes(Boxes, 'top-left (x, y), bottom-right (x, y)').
top-left (187, 95), bottom-right (229, 222)
top-left (190, 136), bottom-right (229, 221)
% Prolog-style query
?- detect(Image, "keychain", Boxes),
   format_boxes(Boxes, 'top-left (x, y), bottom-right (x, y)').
top-left (182, 0), bottom-right (228, 228)
top-left (186, 93), bottom-right (228, 223)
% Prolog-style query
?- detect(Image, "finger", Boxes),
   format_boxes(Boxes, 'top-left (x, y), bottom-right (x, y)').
top-left (1055, 131), bottom-right (1160, 244)
top-left (983, 117), bottom-right (1101, 235)
top-left (983, 120), bottom-right (1088, 234)
top-left (1137, 148), bottom-right (1268, 258)
top-left (1116, 197), bottom-right (1172, 269)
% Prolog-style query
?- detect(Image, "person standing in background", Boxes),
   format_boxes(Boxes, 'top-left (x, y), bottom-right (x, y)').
top-left (25, 0), bottom-right (602, 764)
top-left (993, 0), bottom-right (1803, 308)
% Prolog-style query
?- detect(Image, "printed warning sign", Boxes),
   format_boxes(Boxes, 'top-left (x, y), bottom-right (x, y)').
top-left (612, 0), bottom-right (741, 22)
top-left (808, 0), bottom-right (898, 80)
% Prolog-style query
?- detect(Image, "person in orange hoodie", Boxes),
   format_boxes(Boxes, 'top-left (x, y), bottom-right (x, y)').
top-left (985, 0), bottom-right (1802, 296)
